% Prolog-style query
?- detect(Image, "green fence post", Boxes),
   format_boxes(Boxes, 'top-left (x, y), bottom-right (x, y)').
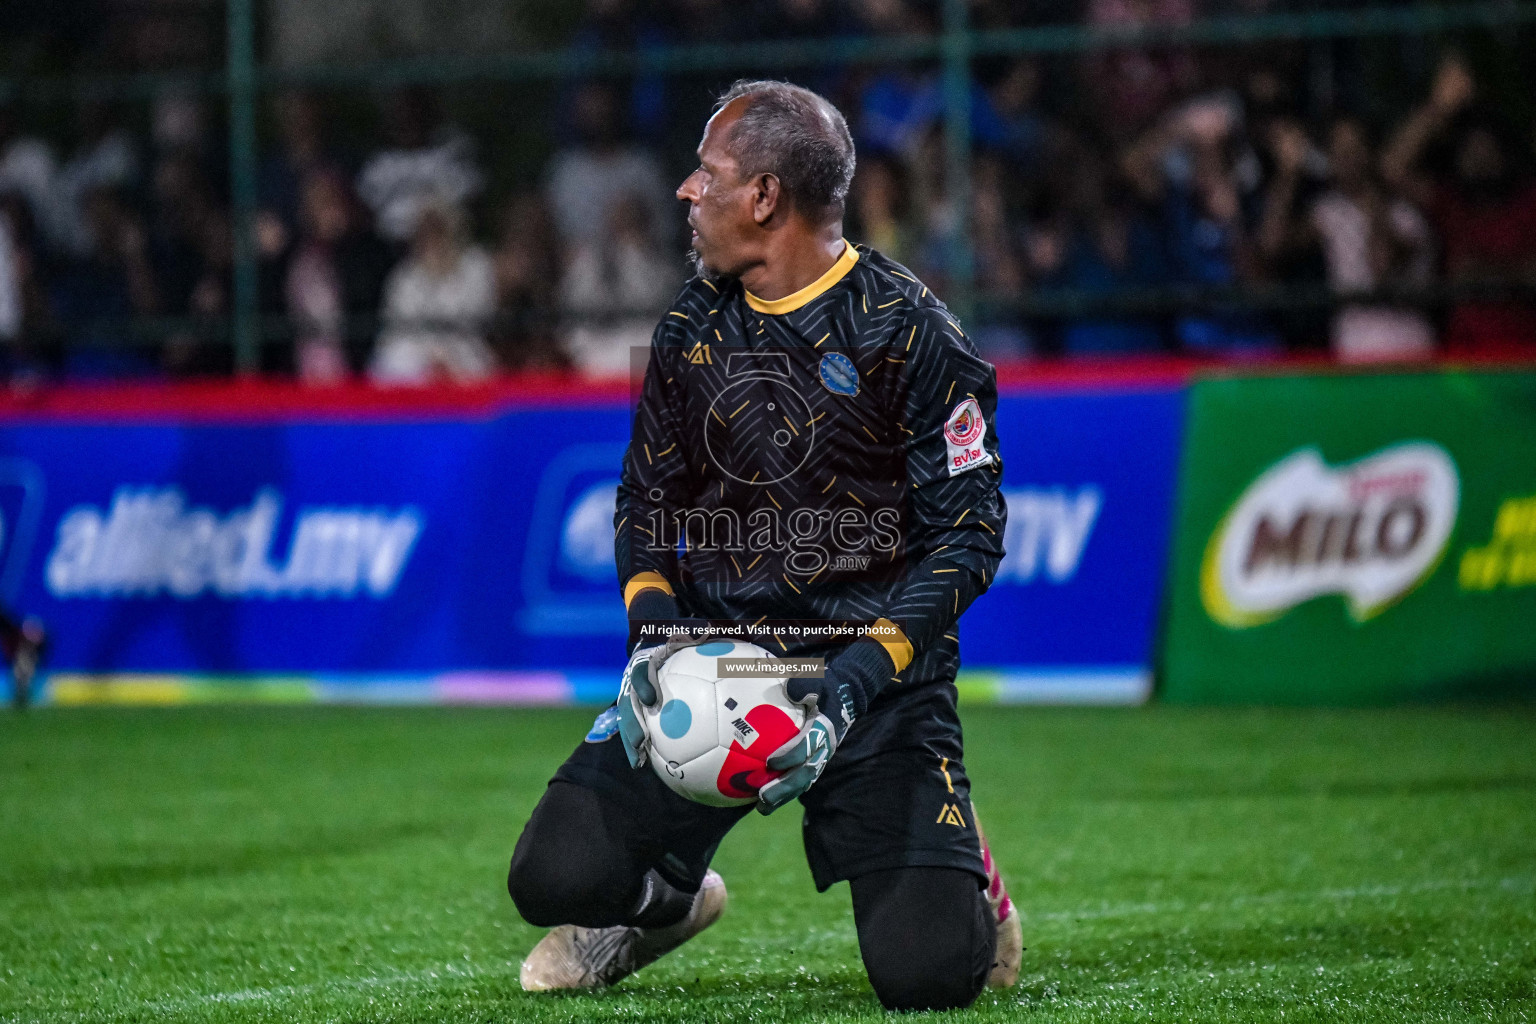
top-left (228, 0), bottom-right (260, 375)
top-left (941, 0), bottom-right (974, 322)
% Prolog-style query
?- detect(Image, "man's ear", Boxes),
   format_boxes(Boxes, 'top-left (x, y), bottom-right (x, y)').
top-left (751, 173), bottom-right (782, 225)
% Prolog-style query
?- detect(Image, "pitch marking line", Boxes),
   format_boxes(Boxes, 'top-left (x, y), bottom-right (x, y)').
top-left (134, 961), bottom-right (515, 1014)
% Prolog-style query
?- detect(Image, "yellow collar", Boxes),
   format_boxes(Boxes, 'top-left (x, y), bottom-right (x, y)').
top-left (744, 241), bottom-right (859, 315)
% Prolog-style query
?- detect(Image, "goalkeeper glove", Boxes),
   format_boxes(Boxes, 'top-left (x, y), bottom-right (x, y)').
top-left (616, 628), bottom-right (712, 770)
top-left (617, 581), bottom-right (710, 768)
top-left (756, 638), bottom-right (893, 813)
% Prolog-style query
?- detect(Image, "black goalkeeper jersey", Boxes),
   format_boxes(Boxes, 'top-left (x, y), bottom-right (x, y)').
top-left (615, 242), bottom-right (1006, 697)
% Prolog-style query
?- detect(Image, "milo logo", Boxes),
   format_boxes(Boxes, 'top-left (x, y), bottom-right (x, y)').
top-left (1202, 442), bottom-right (1459, 627)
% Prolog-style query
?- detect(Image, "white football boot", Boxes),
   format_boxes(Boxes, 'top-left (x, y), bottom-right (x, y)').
top-left (520, 869), bottom-right (727, 991)
top-left (974, 807), bottom-right (1023, 988)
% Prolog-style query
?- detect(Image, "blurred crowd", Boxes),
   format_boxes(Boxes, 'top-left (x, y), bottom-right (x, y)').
top-left (2, 0), bottom-right (1535, 384)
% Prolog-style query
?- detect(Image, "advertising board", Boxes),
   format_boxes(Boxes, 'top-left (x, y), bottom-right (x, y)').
top-left (1162, 369), bottom-right (1536, 703)
top-left (0, 380), bottom-right (1185, 705)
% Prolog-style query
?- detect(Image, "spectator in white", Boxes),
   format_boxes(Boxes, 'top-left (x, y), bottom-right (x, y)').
top-left (52, 102), bottom-right (140, 257)
top-left (0, 105), bottom-right (58, 252)
top-left (1315, 118), bottom-right (1436, 361)
top-left (357, 88), bottom-right (482, 246)
top-left (0, 191), bottom-right (51, 380)
top-left (544, 82), bottom-right (671, 253)
top-left (0, 195), bottom-right (52, 381)
top-left (558, 191), bottom-right (676, 377)
top-left (0, 204), bottom-right (19, 348)
top-left (371, 198), bottom-right (496, 384)
top-left (1261, 117), bottom-right (1435, 362)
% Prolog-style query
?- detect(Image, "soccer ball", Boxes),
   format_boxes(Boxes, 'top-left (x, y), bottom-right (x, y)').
top-left (642, 640), bottom-right (807, 807)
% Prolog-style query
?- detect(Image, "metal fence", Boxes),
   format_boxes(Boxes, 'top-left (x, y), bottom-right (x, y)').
top-left (3, 0), bottom-right (1536, 372)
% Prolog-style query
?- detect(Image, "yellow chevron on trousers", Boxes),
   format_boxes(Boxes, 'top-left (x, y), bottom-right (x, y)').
top-left (936, 803), bottom-right (967, 827)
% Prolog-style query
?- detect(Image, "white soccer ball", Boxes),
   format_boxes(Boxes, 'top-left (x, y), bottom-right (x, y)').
top-left (643, 639), bottom-right (807, 807)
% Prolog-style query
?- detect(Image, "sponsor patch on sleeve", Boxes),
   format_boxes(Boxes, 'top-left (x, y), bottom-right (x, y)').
top-left (942, 398), bottom-right (993, 477)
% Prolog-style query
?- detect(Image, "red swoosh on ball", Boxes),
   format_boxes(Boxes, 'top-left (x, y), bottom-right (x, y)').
top-left (716, 704), bottom-right (800, 799)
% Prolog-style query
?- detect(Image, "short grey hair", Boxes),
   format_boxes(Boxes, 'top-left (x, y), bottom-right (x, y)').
top-left (714, 79), bottom-right (856, 222)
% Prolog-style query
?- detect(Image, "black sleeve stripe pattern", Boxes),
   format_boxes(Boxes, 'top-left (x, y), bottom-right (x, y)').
top-left (881, 303), bottom-right (1006, 666)
top-left (612, 282), bottom-right (710, 596)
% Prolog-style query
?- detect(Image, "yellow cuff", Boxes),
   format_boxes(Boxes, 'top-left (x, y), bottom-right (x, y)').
top-left (623, 572), bottom-right (674, 609)
top-left (869, 617), bottom-right (914, 674)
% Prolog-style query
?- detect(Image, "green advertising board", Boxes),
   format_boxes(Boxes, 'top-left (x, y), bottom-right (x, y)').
top-left (1162, 368), bottom-right (1536, 704)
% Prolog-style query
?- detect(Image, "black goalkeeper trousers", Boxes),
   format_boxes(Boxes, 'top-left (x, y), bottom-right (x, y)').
top-left (508, 780), bottom-right (996, 1012)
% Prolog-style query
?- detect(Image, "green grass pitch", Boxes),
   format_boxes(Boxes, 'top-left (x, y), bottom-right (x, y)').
top-left (2, 705), bottom-right (1534, 1023)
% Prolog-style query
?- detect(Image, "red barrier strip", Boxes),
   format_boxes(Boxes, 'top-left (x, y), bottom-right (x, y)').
top-left (0, 371), bottom-right (634, 424)
top-left (0, 356), bottom-right (1531, 423)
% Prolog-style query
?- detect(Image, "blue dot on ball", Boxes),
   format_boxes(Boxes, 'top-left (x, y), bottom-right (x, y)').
top-left (696, 641), bottom-right (735, 656)
top-left (659, 699), bottom-right (692, 739)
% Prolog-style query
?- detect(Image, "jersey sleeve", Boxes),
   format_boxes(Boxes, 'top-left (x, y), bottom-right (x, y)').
top-left (613, 318), bottom-right (691, 616)
top-left (879, 305), bottom-right (1007, 667)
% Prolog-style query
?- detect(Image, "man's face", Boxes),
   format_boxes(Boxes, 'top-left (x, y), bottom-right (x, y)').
top-left (676, 101), bottom-right (759, 279)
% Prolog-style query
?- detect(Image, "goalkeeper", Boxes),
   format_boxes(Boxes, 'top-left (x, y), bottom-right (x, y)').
top-left (508, 80), bottom-right (1019, 1012)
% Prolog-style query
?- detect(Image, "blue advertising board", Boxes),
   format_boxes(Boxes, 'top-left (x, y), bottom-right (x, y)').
top-left (960, 387), bottom-right (1184, 703)
top-left (0, 382), bottom-right (1183, 705)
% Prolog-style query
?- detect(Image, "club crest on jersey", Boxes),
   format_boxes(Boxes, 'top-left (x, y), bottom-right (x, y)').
top-left (818, 352), bottom-right (859, 396)
top-left (943, 397), bottom-right (993, 477)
